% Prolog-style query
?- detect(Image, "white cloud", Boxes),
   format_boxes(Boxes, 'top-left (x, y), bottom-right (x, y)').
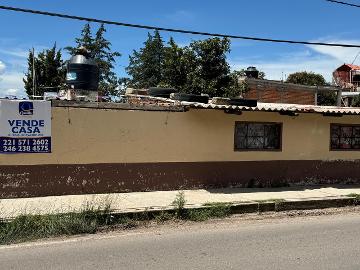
top-left (0, 48), bottom-right (28, 58)
top-left (165, 10), bottom-right (195, 23)
top-left (0, 61), bottom-right (26, 98)
top-left (232, 56), bottom-right (338, 82)
top-left (230, 39), bottom-right (360, 82)
top-left (308, 39), bottom-right (360, 64)
top-left (0, 61), bottom-right (5, 74)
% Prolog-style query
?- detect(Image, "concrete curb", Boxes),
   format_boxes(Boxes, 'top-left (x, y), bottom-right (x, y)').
top-left (110, 197), bottom-right (359, 217)
top-left (1, 196), bottom-right (358, 221)
top-left (230, 197), bottom-right (358, 214)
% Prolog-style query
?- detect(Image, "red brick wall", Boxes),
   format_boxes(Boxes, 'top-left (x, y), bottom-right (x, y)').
top-left (244, 87), bottom-right (315, 105)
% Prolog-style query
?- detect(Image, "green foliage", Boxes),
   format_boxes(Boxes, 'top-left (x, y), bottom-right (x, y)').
top-left (187, 203), bottom-right (231, 222)
top-left (23, 44), bottom-right (65, 98)
top-left (286, 71), bottom-right (326, 86)
top-left (161, 37), bottom-right (188, 90)
top-left (126, 32), bottom-right (249, 97)
top-left (155, 211), bottom-right (174, 223)
top-left (183, 37), bottom-right (232, 97)
top-left (345, 193), bottom-right (360, 204)
top-left (172, 191), bottom-right (186, 218)
top-left (126, 30), bottom-right (165, 88)
top-left (351, 95), bottom-right (360, 107)
top-left (317, 92), bottom-right (337, 106)
top-left (0, 208), bottom-right (110, 245)
top-left (65, 23), bottom-right (121, 96)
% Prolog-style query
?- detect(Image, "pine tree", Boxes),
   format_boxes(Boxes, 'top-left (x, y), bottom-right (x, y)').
top-left (23, 44), bottom-right (65, 98)
top-left (65, 23), bottom-right (121, 96)
top-left (65, 23), bottom-right (95, 57)
top-left (126, 30), bottom-right (165, 88)
top-left (183, 37), bottom-right (232, 97)
top-left (161, 37), bottom-right (188, 90)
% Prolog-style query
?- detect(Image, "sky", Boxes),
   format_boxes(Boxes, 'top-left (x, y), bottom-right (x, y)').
top-left (1, 0), bottom-right (360, 97)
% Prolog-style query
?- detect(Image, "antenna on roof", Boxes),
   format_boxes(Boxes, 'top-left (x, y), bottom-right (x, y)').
top-left (352, 50), bottom-right (360, 64)
top-left (32, 47), bottom-right (36, 98)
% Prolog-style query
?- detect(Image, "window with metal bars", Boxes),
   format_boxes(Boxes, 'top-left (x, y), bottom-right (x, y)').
top-left (330, 124), bottom-right (360, 150)
top-left (234, 122), bottom-right (282, 151)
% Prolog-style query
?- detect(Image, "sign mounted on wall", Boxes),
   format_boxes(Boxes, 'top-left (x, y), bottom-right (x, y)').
top-left (0, 100), bottom-right (51, 153)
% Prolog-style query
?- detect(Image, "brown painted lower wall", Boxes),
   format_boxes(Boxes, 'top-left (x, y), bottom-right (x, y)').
top-left (1, 160), bottom-right (360, 198)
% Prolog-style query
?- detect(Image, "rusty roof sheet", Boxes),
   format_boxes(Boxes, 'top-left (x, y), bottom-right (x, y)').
top-left (180, 101), bottom-right (360, 115)
top-left (337, 63), bottom-right (360, 70)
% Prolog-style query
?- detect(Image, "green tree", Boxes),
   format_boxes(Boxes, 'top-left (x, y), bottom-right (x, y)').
top-left (161, 37), bottom-right (188, 89)
top-left (65, 23), bottom-right (121, 96)
top-left (23, 44), bottom-right (65, 98)
top-left (126, 33), bottom-right (244, 97)
top-left (184, 37), bottom-right (232, 97)
top-left (126, 30), bottom-right (165, 88)
top-left (286, 71), bottom-right (326, 86)
top-left (286, 71), bottom-right (336, 106)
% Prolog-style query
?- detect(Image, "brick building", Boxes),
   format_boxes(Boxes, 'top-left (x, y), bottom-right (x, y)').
top-left (243, 78), bottom-right (341, 106)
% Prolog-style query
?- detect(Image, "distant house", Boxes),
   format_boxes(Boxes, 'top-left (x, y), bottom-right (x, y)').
top-left (239, 67), bottom-right (341, 106)
top-left (333, 63), bottom-right (360, 90)
top-left (243, 77), bottom-right (341, 106)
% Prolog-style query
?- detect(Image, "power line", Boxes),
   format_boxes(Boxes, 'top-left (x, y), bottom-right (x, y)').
top-left (325, 0), bottom-right (360, 8)
top-left (1, 5), bottom-right (360, 48)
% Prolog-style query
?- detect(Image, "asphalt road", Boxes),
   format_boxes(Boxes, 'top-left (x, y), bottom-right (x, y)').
top-left (1, 212), bottom-right (360, 270)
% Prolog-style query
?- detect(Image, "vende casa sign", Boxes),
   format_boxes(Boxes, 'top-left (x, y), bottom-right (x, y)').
top-left (0, 100), bottom-right (51, 153)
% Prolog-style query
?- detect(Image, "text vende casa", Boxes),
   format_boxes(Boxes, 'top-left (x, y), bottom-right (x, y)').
top-left (7, 120), bottom-right (45, 133)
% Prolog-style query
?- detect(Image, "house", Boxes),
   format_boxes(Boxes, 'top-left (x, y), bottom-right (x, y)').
top-left (333, 63), bottom-right (360, 90)
top-left (1, 98), bottom-right (360, 198)
top-left (239, 67), bottom-right (341, 106)
top-left (243, 77), bottom-right (341, 106)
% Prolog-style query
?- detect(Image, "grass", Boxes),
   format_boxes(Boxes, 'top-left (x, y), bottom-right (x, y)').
top-left (0, 192), bottom-right (289, 245)
top-left (345, 193), bottom-right (360, 199)
top-left (171, 191), bottom-right (186, 218)
top-left (187, 203), bottom-right (231, 222)
top-left (0, 207), bottom-right (110, 245)
top-left (253, 198), bottom-right (286, 203)
top-left (345, 193), bottom-right (360, 204)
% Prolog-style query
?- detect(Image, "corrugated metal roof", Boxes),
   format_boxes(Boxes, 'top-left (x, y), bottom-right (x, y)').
top-left (121, 94), bottom-right (360, 115)
top-left (180, 101), bottom-right (360, 115)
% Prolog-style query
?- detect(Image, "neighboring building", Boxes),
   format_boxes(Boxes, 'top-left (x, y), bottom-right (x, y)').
top-left (243, 78), bottom-right (341, 106)
top-left (333, 63), bottom-right (360, 90)
top-left (1, 99), bottom-right (360, 198)
top-left (332, 64), bottom-right (360, 106)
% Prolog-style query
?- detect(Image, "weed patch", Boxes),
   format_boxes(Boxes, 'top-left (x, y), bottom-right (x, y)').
top-left (172, 191), bottom-right (186, 218)
top-left (0, 208), bottom-right (109, 245)
top-left (187, 203), bottom-right (231, 222)
top-left (345, 193), bottom-right (360, 204)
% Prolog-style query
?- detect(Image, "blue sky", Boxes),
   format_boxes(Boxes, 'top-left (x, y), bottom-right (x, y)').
top-left (1, 0), bottom-right (360, 97)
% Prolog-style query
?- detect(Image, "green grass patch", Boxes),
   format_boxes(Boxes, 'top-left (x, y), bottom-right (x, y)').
top-left (345, 193), bottom-right (360, 204)
top-left (253, 198), bottom-right (286, 203)
top-left (345, 193), bottom-right (360, 199)
top-left (186, 203), bottom-right (231, 222)
top-left (0, 208), bottom-right (111, 245)
top-left (0, 193), bottom-right (234, 245)
top-left (172, 191), bottom-right (186, 218)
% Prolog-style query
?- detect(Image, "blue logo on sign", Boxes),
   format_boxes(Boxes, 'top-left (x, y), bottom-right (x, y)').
top-left (19, 101), bottom-right (34, 115)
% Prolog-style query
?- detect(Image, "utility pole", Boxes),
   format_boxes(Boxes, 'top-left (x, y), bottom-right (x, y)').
top-left (32, 47), bottom-right (36, 99)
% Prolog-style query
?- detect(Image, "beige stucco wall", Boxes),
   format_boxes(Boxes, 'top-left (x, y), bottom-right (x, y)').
top-left (2, 106), bottom-right (360, 166)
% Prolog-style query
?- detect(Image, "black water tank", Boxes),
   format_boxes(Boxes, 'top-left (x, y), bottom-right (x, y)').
top-left (245, 66), bottom-right (259, 79)
top-left (66, 54), bottom-right (99, 91)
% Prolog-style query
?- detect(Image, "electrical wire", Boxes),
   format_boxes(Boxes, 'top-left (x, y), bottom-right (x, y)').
top-left (1, 5), bottom-right (360, 48)
top-left (325, 0), bottom-right (360, 8)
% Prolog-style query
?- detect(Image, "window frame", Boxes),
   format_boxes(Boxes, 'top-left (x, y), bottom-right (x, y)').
top-left (330, 123), bottom-right (360, 151)
top-left (234, 121), bottom-right (283, 152)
